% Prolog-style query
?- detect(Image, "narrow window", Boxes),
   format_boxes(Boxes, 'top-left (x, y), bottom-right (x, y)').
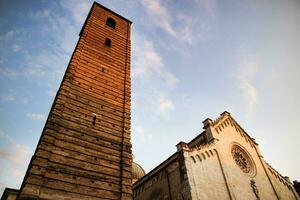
top-left (105, 38), bottom-right (111, 47)
top-left (106, 17), bottom-right (116, 29)
top-left (92, 115), bottom-right (97, 125)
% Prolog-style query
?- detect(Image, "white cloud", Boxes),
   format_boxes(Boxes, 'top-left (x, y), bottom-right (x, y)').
top-left (176, 13), bottom-right (211, 45)
top-left (22, 2), bottom-right (84, 93)
top-left (237, 56), bottom-right (260, 118)
top-left (0, 131), bottom-right (5, 138)
top-left (20, 97), bottom-right (30, 105)
top-left (141, 0), bottom-right (216, 45)
top-left (60, 0), bottom-right (92, 25)
top-left (160, 71), bottom-right (178, 88)
top-left (158, 95), bottom-right (175, 115)
top-left (180, 24), bottom-right (193, 45)
top-left (12, 44), bottom-right (23, 52)
top-left (0, 58), bottom-right (5, 64)
top-left (25, 65), bottom-right (47, 77)
top-left (0, 133), bottom-right (32, 165)
top-left (0, 93), bottom-right (30, 104)
top-left (0, 144), bottom-right (32, 165)
top-left (195, 0), bottom-right (218, 17)
top-left (134, 125), bottom-right (144, 135)
top-left (132, 33), bottom-right (179, 88)
top-left (133, 39), bottom-right (162, 77)
top-left (141, 0), bottom-right (176, 36)
top-left (1, 94), bottom-right (15, 102)
top-left (0, 132), bottom-right (32, 192)
top-left (0, 31), bottom-right (14, 43)
top-left (0, 67), bottom-right (18, 79)
top-left (132, 124), bottom-right (153, 145)
top-left (131, 100), bottom-right (137, 110)
top-left (31, 8), bottom-right (78, 53)
top-left (0, 131), bottom-right (12, 143)
top-left (22, 49), bottom-right (66, 92)
top-left (27, 113), bottom-right (47, 121)
top-left (46, 89), bottom-right (56, 97)
top-left (239, 80), bottom-right (257, 115)
top-left (12, 169), bottom-right (24, 178)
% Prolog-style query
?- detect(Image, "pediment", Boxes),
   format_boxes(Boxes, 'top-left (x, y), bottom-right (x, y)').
top-left (211, 112), bottom-right (257, 147)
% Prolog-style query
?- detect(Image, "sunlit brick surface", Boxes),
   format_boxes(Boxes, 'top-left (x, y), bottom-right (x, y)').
top-left (18, 3), bottom-right (132, 200)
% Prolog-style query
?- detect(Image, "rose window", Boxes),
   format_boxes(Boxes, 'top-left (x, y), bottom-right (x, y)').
top-left (231, 145), bottom-right (255, 176)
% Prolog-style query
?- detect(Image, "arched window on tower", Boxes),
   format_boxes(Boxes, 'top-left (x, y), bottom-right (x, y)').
top-left (106, 17), bottom-right (116, 29)
top-left (104, 38), bottom-right (111, 47)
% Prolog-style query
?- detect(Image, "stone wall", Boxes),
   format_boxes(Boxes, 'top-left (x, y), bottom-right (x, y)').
top-left (133, 112), bottom-right (298, 200)
top-left (265, 162), bottom-right (299, 199)
top-left (133, 153), bottom-right (192, 200)
top-left (184, 145), bottom-right (231, 199)
top-left (202, 112), bottom-right (298, 200)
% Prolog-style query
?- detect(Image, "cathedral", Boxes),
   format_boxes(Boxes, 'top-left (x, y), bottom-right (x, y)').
top-left (132, 111), bottom-right (299, 200)
top-left (1, 2), bottom-right (299, 200)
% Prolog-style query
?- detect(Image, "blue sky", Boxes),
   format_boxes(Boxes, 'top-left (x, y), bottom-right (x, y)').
top-left (0, 0), bottom-right (299, 193)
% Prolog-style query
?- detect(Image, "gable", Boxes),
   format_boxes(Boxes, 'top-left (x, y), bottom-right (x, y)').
top-left (210, 111), bottom-right (257, 148)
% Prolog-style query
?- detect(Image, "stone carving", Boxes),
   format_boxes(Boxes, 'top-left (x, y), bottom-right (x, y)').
top-left (250, 179), bottom-right (260, 199)
top-left (231, 145), bottom-right (254, 175)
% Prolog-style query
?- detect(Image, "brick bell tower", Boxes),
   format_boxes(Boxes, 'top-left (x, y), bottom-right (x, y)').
top-left (18, 2), bottom-right (132, 200)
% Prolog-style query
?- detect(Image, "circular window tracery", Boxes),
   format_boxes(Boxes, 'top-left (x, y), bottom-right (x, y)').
top-left (231, 145), bottom-right (256, 176)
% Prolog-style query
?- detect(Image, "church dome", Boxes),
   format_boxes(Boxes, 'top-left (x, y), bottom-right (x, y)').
top-left (132, 161), bottom-right (145, 183)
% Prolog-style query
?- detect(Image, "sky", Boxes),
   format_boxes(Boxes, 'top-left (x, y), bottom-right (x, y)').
top-left (0, 0), bottom-right (299, 194)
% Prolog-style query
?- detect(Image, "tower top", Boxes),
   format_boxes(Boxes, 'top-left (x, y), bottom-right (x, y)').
top-left (80, 1), bottom-right (132, 36)
top-left (93, 1), bottom-right (132, 23)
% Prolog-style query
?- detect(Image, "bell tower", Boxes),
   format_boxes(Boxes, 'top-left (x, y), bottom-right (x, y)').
top-left (18, 2), bottom-right (132, 199)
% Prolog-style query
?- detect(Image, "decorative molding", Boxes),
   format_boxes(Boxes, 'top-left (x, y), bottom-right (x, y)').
top-left (190, 140), bottom-right (215, 152)
top-left (265, 162), bottom-right (294, 189)
top-left (253, 145), bottom-right (280, 200)
top-left (189, 141), bottom-right (217, 164)
top-left (250, 179), bottom-right (260, 200)
top-left (213, 115), bottom-right (257, 147)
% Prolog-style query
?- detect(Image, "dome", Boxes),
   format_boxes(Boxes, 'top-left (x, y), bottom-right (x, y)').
top-left (132, 161), bottom-right (145, 183)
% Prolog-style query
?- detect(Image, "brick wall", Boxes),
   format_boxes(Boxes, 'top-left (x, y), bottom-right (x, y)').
top-left (18, 3), bottom-right (132, 200)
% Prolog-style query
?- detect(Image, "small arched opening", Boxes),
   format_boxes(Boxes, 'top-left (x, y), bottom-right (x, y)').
top-left (106, 17), bottom-right (116, 29)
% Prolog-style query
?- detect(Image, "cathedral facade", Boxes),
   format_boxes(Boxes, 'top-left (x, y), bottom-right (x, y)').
top-left (133, 111), bottom-right (299, 200)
